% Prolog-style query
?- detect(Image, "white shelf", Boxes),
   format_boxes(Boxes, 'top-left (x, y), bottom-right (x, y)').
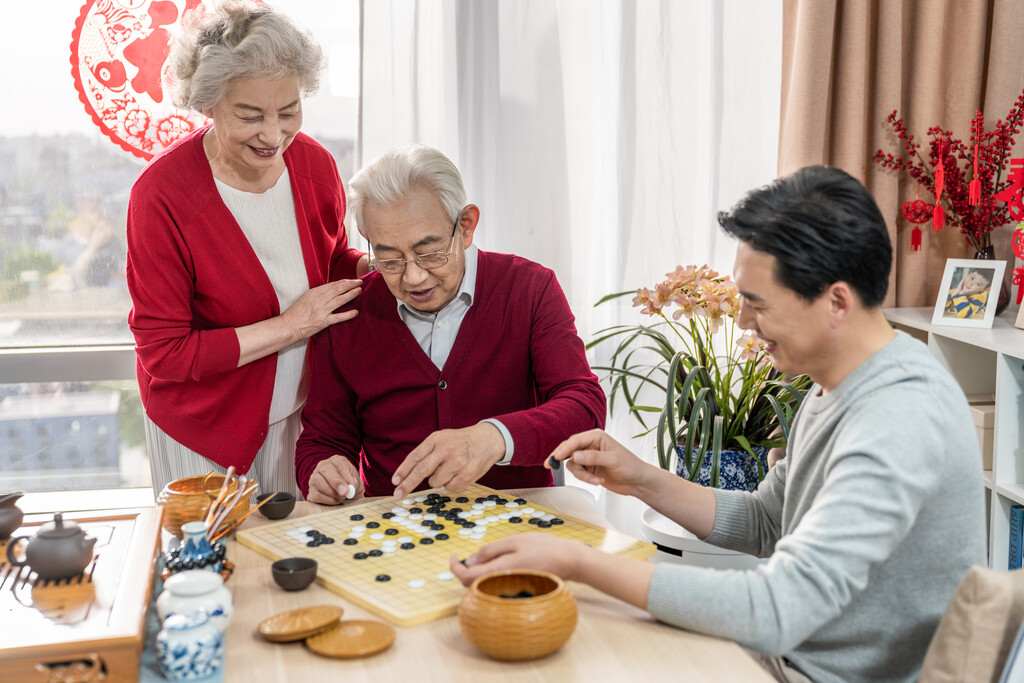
top-left (884, 307), bottom-right (1024, 570)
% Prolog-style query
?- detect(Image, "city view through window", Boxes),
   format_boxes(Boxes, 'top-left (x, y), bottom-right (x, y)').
top-left (1, 0), bottom-right (359, 494)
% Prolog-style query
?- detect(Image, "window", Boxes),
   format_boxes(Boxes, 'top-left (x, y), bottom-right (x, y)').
top-left (0, 0), bottom-right (359, 495)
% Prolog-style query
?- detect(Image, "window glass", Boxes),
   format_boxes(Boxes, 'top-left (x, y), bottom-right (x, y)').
top-left (0, 0), bottom-right (359, 349)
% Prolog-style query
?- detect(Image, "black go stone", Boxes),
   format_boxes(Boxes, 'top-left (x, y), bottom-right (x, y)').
top-left (343, 538), bottom-right (358, 546)
top-left (349, 514), bottom-right (364, 521)
top-left (456, 497), bottom-right (469, 503)
top-left (409, 507), bottom-right (423, 514)
top-left (528, 518), bottom-right (541, 525)
top-left (431, 524), bottom-right (445, 531)
top-left (496, 498), bottom-right (508, 505)
top-left (324, 538), bottom-right (335, 544)
top-left (435, 533), bottom-right (449, 541)
top-left (306, 540), bottom-right (320, 547)
top-left (475, 497), bottom-right (487, 504)
top-left (368, 549), bottom-right (383, 557)
top-left (306, 530), bottom-right (319, 537)
top-left (400, 543), bottom-right (415, 550)
top-left (537, 521), bottom-right (552, 528)
top-left (375, 574), bottom-right (391, 582)
top-left (514, 498), bottom-right (527, 505)
top-left (487, 495), bottom-right (500, 501)
top-left (427, 506), bottom-right (443, 514)
top-left (382, 512), bottom-right (394, 519)
top-left (462, 521), bottom-right (476, 528)
top-left (509, 517), bottom-right (523, 524)
top-left (353, 553), bottom-right (368, 560)
top-left (551, 518), bottom-right (564, 525)
top-left (366, 521), bottom-right (380, 528)
top-left (419, 538), bottom-right (434, 545)
top-left (440, 496), bottom-right (452, 503)
top-left (384, 528), bottom-right (399, 535)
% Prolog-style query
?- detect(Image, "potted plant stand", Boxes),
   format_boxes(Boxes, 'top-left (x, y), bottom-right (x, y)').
top-left (640, 507), bottom-right (763, 570)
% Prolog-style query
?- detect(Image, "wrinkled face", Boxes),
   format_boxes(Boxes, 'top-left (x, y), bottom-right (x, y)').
top-left (362, 187), bottom-right (472, 314)
top-left (206, 75), bottom-right (302, 182)
top-left (732, 242), bottom-right (831, 379)
top-left (961, 270), bottom-right (991, 295)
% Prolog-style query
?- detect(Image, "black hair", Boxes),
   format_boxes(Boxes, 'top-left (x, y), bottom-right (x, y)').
top-left (717, 165), bottom-right (892, 307)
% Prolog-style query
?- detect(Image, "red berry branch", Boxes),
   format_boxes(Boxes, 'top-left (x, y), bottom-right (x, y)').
top-left (874, 87), bottom-right (1024, 255)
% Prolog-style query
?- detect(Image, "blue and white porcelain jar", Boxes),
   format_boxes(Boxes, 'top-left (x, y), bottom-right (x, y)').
top-left (157, 569), bottom-right (234, 632)
top-left (156, 610), bottom-right (224, 681)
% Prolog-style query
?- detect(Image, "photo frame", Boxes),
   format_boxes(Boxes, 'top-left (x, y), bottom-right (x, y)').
top-left (931, 259), bottom-right (1007, 328)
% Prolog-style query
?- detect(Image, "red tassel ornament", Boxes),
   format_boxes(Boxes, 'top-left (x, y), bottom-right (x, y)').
top-left (932, 160), bottom-right (945, 231)
top-left (911, 226), bottom-right (922, 251)
top-left (969, 138), bottom-right (982, 205)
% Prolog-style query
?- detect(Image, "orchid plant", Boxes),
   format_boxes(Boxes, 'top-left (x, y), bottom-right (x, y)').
top-left (588, 265), bottom-right (812, 487)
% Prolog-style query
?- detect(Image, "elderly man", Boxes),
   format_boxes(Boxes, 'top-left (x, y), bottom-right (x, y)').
top-left (452, 166), bottom-right (986, 683)
top-left (295, 145), bottom-right (606, 502)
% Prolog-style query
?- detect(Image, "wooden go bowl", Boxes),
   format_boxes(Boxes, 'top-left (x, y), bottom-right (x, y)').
top-left (156, 474), bottom-right (250, 539)
top-left (458, 569), bottom-right (577, 661)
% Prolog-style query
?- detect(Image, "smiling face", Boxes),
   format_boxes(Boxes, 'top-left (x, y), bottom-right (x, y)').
top-left (204, 75), bottom-right (302, 190)
top-left (733, 242), bottom-right (833, 380)
top-left (361, 187), bottom-right (476, 314)
top-left (960, 270), bottom-right (992, 295)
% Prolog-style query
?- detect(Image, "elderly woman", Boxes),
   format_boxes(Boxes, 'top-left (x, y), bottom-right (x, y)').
top-left (126, 0), bottom-right (367, 497)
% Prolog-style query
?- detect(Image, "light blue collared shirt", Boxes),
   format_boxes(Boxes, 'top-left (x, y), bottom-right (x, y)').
top-left (396, 246), bottom-right (514, 465)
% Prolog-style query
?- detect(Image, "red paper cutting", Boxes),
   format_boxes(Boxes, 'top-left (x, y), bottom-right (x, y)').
top-left (70, 0), bottom-right (210, 161)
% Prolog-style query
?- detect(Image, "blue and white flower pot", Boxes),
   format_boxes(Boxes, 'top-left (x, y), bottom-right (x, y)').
top-left (674, 446), bottom-right (769, 492)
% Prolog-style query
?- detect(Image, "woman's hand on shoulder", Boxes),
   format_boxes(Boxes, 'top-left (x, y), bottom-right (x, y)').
top-left (281, 280), bottom-right (362, 341)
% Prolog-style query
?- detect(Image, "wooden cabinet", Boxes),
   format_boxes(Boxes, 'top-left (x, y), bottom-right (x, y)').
top-left (884, 307), bottom-right (1024, 569)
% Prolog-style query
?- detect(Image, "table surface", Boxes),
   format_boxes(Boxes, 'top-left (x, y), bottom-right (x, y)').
top-left (220, 486), bottom-right (772, 681)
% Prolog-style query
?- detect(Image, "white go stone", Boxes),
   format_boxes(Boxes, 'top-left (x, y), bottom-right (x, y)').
top-left (415, 495), bottom-right (428, 503)
top-left (370, 532), bottom-right (386, 540)
top-left (352, 525), bottom-right (367, 533)
top-left (458, 528), bottom-right (474, 536)
top-left (391, 507), bottom-right (406, 515)
top-left (398, 536), bottom-right (413, 544)
top-left (504, 502), bottom-right (520, 508)
top-left (348, 531), bottom-right (363, 539)
top-left (402, 499), bottom-right (415, 506)
top-left (437, 572), bottom-right (454, 581)
top-left (409, 514), bottom-right (423, 520)
top-left (498, 513), bottom-right (511, 520)
top-left (423, 513), bottom-right (437, 521)
top-left (382, 539), bottom-right (397, 547)
top-left (408, 579), bottom-right (426, 588)
top-left (483, 500), bottom-right (497, 507)
top-left (382, 546), bottom-right (397, 553)
top-left (458, 511), bottom-right (472, 519)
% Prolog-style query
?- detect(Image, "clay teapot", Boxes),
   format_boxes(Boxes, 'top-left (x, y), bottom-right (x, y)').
top-left (0, 491), bottom-right (25, 540)
top-left (6, 513), bottom-right (97, 580)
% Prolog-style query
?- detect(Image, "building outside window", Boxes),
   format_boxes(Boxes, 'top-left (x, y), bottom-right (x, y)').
top-left (0, 0), bottom-right (359, 496)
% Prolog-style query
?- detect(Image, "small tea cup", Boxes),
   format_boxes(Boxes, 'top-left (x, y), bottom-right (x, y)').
top-left (271, 557), bottom-right (317, 591)
top-left (256, 492), bottom-right (296, 520)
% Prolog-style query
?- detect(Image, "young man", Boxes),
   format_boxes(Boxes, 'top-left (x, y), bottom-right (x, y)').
top-left (452, 166), bottom-right (987, 683)
top-left (295, 144), bottom-right (606, 502)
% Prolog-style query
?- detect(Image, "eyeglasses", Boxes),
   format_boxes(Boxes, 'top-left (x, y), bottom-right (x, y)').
top-left (370, 216), bottom-right (460, 275)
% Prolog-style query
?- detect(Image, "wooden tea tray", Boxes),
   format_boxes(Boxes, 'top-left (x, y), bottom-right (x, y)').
top-left (0, 506), bottom-right (163, 682)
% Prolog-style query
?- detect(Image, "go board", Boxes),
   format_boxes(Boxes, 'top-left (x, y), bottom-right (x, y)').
top-left (237, 484), bottom-right (656, 627)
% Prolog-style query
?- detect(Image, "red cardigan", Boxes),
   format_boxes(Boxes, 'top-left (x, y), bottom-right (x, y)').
top-left (126, 126), bottom-right (362, 472)
top-left (296, 251), bottom-right (607, 497)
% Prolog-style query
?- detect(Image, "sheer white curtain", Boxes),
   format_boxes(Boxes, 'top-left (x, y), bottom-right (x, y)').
top-left (358, 0), bottom-right (783, 529)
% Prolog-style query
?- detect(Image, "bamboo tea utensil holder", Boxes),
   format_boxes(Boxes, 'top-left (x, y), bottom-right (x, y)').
top-left (156, 474), bottom-right (250, 539)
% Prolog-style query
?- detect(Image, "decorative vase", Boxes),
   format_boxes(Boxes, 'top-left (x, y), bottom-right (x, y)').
top-left (175, 521), bottom-right (222, 573)
top-left (156, 611), bottom-right (224, 681)
top-left (974, 245), bottom-right (1012, 316)
top-left (674, 446), bottom-right (769, 493)
top-left (156, 569), bottom-right (234, 632)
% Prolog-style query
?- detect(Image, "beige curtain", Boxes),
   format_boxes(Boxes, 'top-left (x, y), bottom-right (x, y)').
top-left (779, 0), bottom-right (1024, 308)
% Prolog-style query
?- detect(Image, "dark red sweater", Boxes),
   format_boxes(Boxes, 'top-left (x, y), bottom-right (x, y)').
top-left (127, 126), bottom-right (362, 471)
top-left (296, 251), bottom-right (606, 497)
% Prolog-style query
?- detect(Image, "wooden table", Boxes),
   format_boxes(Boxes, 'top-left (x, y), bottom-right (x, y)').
top-left (222, 486), bottom-right (771, 681)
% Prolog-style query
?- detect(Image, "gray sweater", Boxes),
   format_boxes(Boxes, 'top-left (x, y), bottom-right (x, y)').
top-left (646, 332), bottom-right (987, 682)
